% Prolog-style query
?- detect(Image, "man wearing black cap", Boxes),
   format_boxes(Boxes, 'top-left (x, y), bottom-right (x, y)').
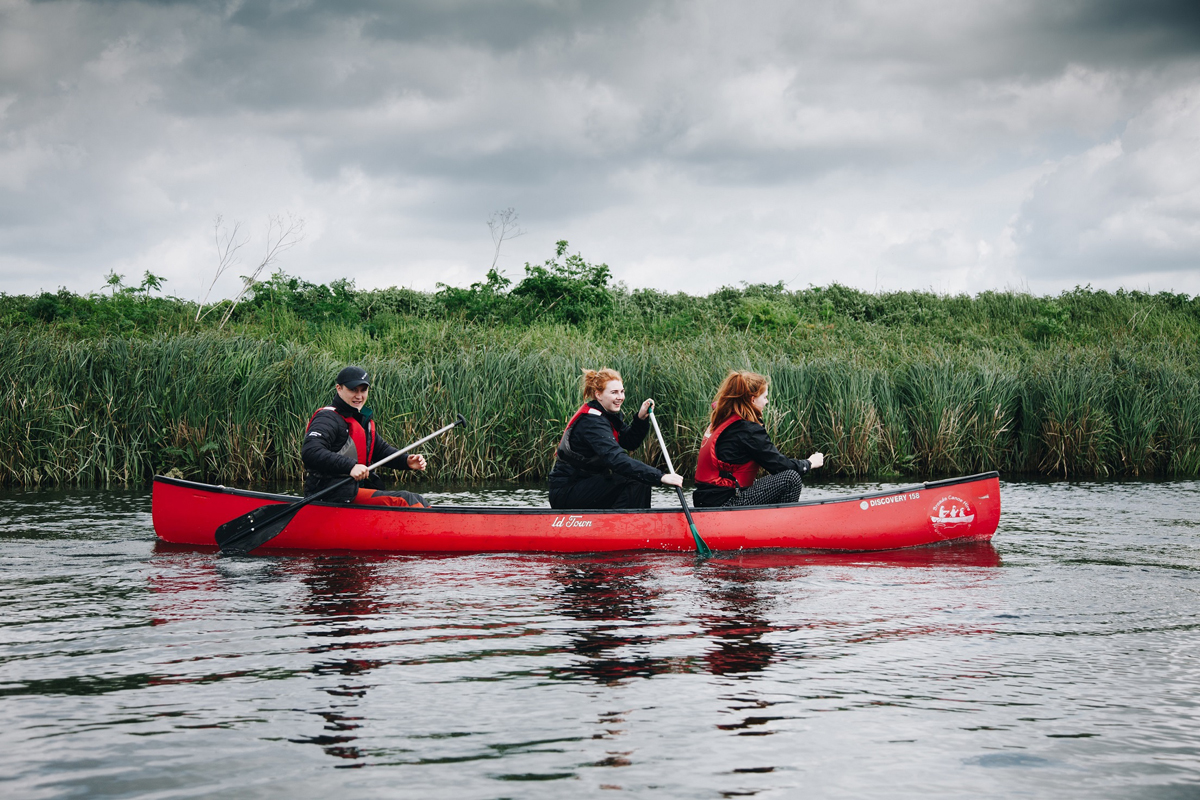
top-left (301, 365), bottom-right (429, 507)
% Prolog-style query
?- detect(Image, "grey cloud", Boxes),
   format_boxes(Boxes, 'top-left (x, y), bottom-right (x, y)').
top-left (1012, 84), bottom-right (1200, 281)
top-left (789, 1), bottom-right (1200, 82)
top-left (1065, 0), bottom-right (1200, 52)
top-left (3, 0), bottom-right (1200, 296)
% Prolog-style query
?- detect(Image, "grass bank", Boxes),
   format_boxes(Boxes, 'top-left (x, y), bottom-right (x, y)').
top-left (3, 322), bottom-right (1198, 487)
top-left (5, 246), bottom-right (1199, 486)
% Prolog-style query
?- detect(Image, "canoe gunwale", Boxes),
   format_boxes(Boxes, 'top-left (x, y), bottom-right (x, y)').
top-left (151, 471), bottom-right (1001, 516)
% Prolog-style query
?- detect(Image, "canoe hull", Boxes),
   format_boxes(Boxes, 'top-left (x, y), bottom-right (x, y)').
top-left (151, 472), bottom-right (1001, 554)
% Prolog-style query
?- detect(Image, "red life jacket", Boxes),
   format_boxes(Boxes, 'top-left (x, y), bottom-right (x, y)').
top-left (555, 403), bottom-right (619, 469)
top-left (308, 406), bottom-right (375, 466)
top-left (694, 414), bottom-right (760, 489)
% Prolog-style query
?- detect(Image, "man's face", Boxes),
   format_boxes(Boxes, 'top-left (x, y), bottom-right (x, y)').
top-left (336, 383), bottom-right (369, 410)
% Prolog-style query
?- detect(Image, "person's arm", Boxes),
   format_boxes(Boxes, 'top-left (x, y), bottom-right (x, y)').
top-left (301, 411), bottom-right (357, 476)
top-left (370, 433), bottom-right (405, 469)
top-left (615, 411), bottom-right (651, 451)
top-left (575, 414), bottom-right (665, 484)
top-left (731, 422), bottom-right (812, 476)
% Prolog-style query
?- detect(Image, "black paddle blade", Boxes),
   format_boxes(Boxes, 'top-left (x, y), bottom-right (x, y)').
top-left (215, 503), bottom-right (304, 555)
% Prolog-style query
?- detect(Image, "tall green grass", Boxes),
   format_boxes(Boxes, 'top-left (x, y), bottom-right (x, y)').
top-left (5, 329), bottom-right (1199, 488)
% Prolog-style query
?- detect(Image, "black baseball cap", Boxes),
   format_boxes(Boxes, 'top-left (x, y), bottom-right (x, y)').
top-left (336, 366), bottom-right (370, 389)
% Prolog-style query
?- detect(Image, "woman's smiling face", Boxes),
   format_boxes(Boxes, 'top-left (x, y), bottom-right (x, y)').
top-left (595, 379), bottom-right (625, 413)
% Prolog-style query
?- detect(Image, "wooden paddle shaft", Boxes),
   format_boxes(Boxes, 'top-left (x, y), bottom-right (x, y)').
top-left (648, 405), bottom-right (711, 555)
top-left (646, 407), bottom-right (678, 475)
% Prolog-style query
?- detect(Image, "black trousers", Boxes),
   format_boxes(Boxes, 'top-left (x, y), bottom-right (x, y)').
top-left (549, 473), bottom-right (653, 510)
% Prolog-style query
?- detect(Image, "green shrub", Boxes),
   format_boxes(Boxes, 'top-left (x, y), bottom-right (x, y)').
top-left (509, 240), bottom-right (614, 325)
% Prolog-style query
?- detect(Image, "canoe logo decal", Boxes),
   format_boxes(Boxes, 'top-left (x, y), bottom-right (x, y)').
top-left (551, 515), bottom-right (592, 529)
top-left (930, 495), bottom-right (974, 527)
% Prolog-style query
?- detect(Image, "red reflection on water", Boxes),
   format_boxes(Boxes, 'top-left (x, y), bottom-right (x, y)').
top-left (708, 539), bottom-right (1002, 570)
top-left (544, 541), bottom-right (1000, 683)
top-left (150, 538), bottom-right (1001, 569)
top-left (697, 564), bottom-right (777, 678)
top-left (551, 557), bottom-right (679, 684)
top-left (145, 538), bottom-right (1003, 761)
top-left (287, 556), bottom-right (395, 763)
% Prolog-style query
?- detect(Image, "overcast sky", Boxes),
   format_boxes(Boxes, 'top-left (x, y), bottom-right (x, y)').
top-left (2, 0), bottom-right (1199, 301)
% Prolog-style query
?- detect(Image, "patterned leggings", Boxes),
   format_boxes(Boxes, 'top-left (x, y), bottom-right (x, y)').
top-left (723, 470), bottom-right (803, 507)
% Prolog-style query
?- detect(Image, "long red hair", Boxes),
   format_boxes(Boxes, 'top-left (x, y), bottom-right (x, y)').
top-left (709, 370), bottom-right (768, 428)
top-left (581, 368), bottom-right (622, 400)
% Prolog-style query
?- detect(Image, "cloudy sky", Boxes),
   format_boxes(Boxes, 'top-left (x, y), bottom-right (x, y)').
top-left (2, 0), bottom-right (1199, 301)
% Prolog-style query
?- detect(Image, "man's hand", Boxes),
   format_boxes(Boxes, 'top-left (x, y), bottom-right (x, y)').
top-left (350, 464), bottom-right (370, 481)
top-left (407, 454), bottom-right (427, 471)
top-left (807, 452), bottom-right (825, 469)
top-left (661, 472), bottom-right (684, 487)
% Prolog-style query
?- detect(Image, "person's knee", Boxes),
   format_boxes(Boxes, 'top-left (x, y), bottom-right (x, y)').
top-left (400, 490), bottom-right (429, 508)
top-left (778, 470), bottom-right (803, 502)
top-left (614, 479), bottom-right (651, 509)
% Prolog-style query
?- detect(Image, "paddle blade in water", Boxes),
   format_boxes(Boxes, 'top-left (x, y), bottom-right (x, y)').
top-left (672, 485), bottom-right (712, 556)
top-left (215, 503), bottom-right (304, 555)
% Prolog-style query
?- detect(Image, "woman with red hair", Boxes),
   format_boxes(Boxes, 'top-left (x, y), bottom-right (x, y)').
top-left (692, 370), bottom-right (824, 507)
top-left (549, 368), bottom-right (685, 509)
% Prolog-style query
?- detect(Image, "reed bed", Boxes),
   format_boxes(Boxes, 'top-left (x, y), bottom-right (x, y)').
top-left (5, 330), bottom-right (1200, 488)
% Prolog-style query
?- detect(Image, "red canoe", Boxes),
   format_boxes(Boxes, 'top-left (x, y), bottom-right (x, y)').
top-left (151, 472), bottom-right (1001, 554)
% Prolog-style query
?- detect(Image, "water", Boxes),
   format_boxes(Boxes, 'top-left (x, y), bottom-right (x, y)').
top-left (1, 480), bottom-right (1198, 798)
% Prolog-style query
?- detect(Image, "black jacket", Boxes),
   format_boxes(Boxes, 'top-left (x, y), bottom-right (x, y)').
top-left (692, 419), bottom-right (811, 507)
top-left (301, 395), bottom-right (407, 500)
top-left (548, 400), bottom-right (664, 487)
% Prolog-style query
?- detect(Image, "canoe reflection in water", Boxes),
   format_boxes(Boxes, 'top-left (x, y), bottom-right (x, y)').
top-left (288, 556), bottom-right (389, 764)
top-left (144, 551), bottom-right (389, 764)
top-left (699, 563), bottom-right (777, 677)
top-left (551, 558), bottom-right (675, 684)
top-left (548, 541), bottom-right (1000, 685)
top-left (147, 539), bottom-right (1001, 766)
top-left (702, 540), bottom-right (1003, 674)
top-left (549, 557), bottom-right (780, 683)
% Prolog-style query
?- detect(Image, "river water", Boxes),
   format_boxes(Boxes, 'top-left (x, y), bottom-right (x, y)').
top-left (1, 479), bottom-right (1197, 799)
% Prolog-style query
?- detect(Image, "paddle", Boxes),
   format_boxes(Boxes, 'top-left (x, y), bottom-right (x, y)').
top-left (216, 414), bottom-right (467, 555)
top-left (647, 402), bottom-right (712, 556)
